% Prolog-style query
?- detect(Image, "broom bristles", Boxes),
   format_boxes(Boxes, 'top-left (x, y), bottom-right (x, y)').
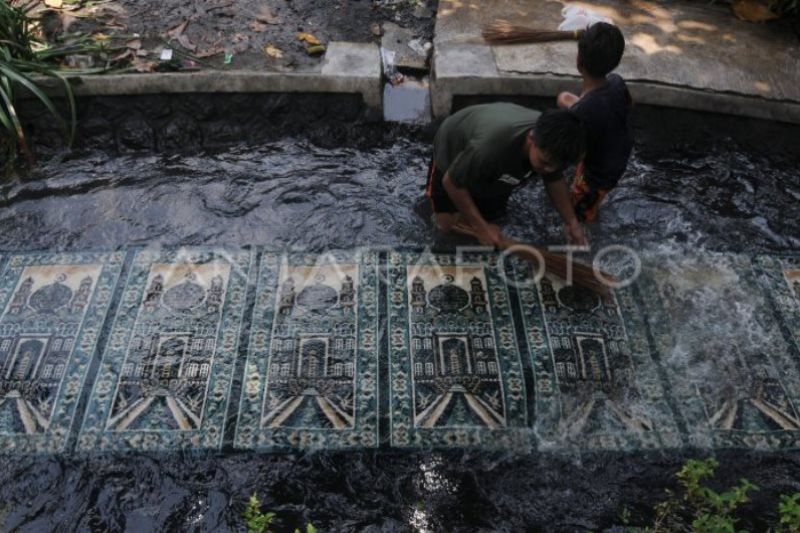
top-left (514, 246), bottom-right (609, 295)
top-left (452, 222), bottom-right (613, 295)
top-left (482, 19), bottom-right (584, 44)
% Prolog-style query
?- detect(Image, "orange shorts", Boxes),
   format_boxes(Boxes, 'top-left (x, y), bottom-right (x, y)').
top-left (571, 162), bottom-right (610, 223)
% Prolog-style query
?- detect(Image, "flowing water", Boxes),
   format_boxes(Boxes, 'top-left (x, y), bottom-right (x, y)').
top-left (0, 128), bottom-right (799, 531)
top-left (2, 135), bottom-right (797, 253)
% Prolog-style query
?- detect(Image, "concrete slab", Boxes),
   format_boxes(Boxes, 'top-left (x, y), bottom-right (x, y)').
top-left (28, 42), bottom-right (382, 111)
top-left (431, 42), bottom-right (500, 116)
top-left (320, 42), bottom-right (383, 109)
top-left (381, 22), bottom-right (431, 71)
top-left (433, 0), bottom-right (800, 122)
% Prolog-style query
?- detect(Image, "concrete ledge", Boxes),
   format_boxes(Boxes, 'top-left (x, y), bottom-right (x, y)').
top-left (432, 67), bottom-right (800, 123)
top-left (26, 42), bottom-right (383, 111)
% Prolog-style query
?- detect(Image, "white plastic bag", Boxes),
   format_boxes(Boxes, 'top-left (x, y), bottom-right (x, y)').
top-left (558, 6), bottom-right (613, 31)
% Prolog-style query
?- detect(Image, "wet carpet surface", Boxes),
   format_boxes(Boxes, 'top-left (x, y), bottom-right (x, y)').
top-left (515, 257), bottom-right (682, 451)
top-left (235, 250), bottom-right (380, 451)
top-left (639, 253), bottom-right (800, 449)
top-left (0, 252), bottom-right (123, 454)
top-left (78, 249), bottom-right (252, 452)
top-left (0, 248), bottom-right (798, 454)
top-left (388, 251), bottom-right (529, 450)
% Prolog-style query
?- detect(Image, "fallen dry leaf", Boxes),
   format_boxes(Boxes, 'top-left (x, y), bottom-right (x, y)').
top-left (126, 38), bottom-right (142, 50)
top-left (111, 49), bottom-right (133, 63)
top-left (131, 57), bottom-right (157, 72)
top-left (167, 19), bottom-right (189, 40)
top-left (249, 20), bottom-right (269, 32)
top-left (732, 0), bottom-right (779, 21)
top-left (93, 32), bottom-right (111, 41)
top-left (264, 44), bottom-right (284, 58)
top-left (256, 6), bottom-right (282, 24)
top-left (297, 32), bottom-right (321, 45)
top-left (178, 34), bottom-right (197, 51)
top-left (136, 49), bottom-right (149, 57)
top-left (45, 0), bottom-right (63, 8)
top-left (305, 44), bottom-right (326, 55)
top-left (195, 43), bottom-right (224, 58)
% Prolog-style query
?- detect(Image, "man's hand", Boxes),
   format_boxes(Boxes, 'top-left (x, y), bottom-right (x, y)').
top-left (545, 179), bottom-right (588, 246)
top-left (564, 218), bottom-right (588, 246)
top-left (477, 223), bottom-right (506, 248)
top-left (443, 172), bottom-right (504, 247)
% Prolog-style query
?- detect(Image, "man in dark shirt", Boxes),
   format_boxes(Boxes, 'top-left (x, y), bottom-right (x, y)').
top-left (557, 22), bottom-right (633, 222)
top-left (426, 103), bottom-right (587, 247)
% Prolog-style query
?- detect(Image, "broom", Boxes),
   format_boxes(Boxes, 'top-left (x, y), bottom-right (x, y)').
top-left (482, 19), bottom-right (584, 45)
top-left (452, 221), bottom-right (612, 295)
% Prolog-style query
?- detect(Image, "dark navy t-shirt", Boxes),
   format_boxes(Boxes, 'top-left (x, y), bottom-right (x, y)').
top-left (571, 74), bottom-right (633, 189)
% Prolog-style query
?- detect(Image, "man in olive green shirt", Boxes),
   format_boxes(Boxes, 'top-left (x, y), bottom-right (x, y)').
top-left (425, 103), bottom-right (588, 246)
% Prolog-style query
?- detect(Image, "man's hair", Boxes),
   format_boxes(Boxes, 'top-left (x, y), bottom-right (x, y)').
top-left (578, 22), bottom-right (625, 78)
top-left (532, 109), bottom-right (586, 168)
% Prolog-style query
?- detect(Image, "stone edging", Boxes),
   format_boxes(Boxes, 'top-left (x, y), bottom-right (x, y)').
top-left (18, 39), bottom-right (800, 124)
top-left (431, 43), bottom-right (800, 124)
top-left (23, 42), bottom-right (383, 111)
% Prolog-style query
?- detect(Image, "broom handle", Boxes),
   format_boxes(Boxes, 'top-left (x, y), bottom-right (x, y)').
top-left (451, 221), bottom-right (613, 293)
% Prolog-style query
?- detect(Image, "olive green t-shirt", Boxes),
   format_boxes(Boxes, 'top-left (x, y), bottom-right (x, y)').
top-left (433, 103), bottom-right (560, 198)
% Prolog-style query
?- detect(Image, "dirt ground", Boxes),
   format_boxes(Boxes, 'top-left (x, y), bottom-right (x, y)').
top-left (47, 0), bottom-right (437, 72)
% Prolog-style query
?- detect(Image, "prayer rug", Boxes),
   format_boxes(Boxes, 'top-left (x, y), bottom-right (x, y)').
top-left (514, 260), bottom-right (682, 451)
top-left (638, 253), bottom-right (800, 449)
top-left (387, 251), bottom-right (529, 450)
top-left (235, 250), bottom-right (380, 450)
top-left (756, 254), bottom-right (800, 354)
top-left (78, 248), bottom-right (252, 452)
top-left (0, 252), bottom-right (123, 454)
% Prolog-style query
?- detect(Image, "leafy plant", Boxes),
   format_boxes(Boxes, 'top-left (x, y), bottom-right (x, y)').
top-left (0, 0), bottom-right (113, 170)
top-left (619, 505), bottom-right (632, 526)
top-left (244, 493), bottom-right (276, 533)
top-left (779, 493), bottom-right (800, 533)
top-left (648, 458), bottom-right (757, 532)
top-left (243, 493), bottom-right (317, 533)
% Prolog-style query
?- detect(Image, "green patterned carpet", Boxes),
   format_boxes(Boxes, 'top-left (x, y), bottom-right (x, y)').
top-left (0, 248), bottom-right (796, 454)
top-left (235, 250), bottom-right (380, 451)
top-left (79, 249), bottom-right (252, 452)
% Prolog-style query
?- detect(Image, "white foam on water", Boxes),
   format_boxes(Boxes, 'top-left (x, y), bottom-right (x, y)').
top-left (545, 238), bottom-right (793, 450)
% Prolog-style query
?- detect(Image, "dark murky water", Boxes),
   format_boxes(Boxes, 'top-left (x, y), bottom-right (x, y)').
top-left (0, 131), bottom-right (799, 531)
top-left (2, 134), bottom-right (798, 253)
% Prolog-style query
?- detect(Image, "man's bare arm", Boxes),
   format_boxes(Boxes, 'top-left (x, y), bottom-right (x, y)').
top-left (442, 172), bottom-right (504, 247)
top-left (544, 178), bottom-right (587, 245)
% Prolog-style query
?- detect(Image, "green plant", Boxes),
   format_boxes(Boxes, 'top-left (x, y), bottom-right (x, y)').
top-left (649, 458), bottom-right (757, 532)
top-left (779, 493), bottom-right (800, 533)
top-left (0, 0), bottom-right (113, 170)
top-left (619, 505), bottom-right (632, 526)
top-left (244, 493), bottom-right (276, 533)
top-left (243, 493), bottom-right (318, 533)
